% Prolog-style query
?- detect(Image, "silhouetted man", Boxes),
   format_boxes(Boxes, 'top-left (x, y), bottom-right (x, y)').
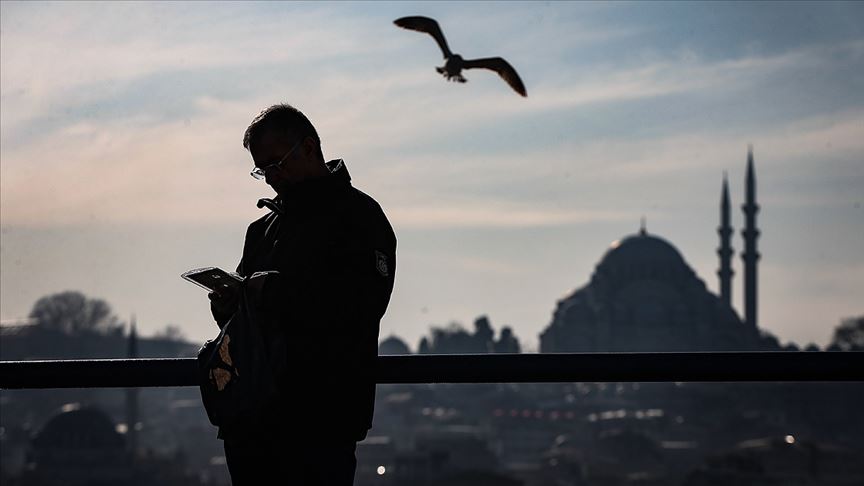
top-left (208, 103), bottom-right (396, 485)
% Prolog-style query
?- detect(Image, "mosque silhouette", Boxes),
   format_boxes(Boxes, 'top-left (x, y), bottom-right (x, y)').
top-left (540, 148), bottom-right (778, 352)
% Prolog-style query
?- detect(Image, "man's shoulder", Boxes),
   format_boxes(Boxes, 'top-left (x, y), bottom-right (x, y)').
top-left (245, 211), bottom-right (276, 235)
top-left (348, 187), bottom-right (386, 216)
top-left (345, 187), bottom-right (394, 234)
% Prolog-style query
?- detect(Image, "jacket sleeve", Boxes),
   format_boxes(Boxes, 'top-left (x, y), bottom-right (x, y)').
top-left (209, 222), bottom-right (257, 328)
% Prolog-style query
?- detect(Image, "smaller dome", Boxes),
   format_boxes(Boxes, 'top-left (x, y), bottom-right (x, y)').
top-left (32, 407), bottom-right (124, 449)
top-left (378, 335), bottom-right (411, 355)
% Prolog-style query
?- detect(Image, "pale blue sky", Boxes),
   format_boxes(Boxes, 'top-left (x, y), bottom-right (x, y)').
top-left (2, 1), bottom-right (862, 350)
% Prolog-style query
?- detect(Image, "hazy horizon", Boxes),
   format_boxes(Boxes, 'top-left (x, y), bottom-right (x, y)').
top-left (2, 1), bottom-right (862, 350)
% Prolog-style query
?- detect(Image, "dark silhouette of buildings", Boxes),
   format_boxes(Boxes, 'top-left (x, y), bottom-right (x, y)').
top-left (18, 404), bottom-right (207, 486)
top-left (0, 316), bottom-right (222, 485)
top-left (415, 316), bottom-right (521, 355)
top-left (684, 436), bottom-right (864, 485)
top-left (540, 149), bottom-right (772, 352)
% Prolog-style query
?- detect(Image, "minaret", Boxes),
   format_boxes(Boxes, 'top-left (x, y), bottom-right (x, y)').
top-left (741, 147), bottom-right (760, 328)
top-left (717, 173), bottom-right (734, 307)
top-left (126, 315), bottom-right (139, 457)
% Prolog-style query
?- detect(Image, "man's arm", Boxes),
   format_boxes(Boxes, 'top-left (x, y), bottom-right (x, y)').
top-left (209, 285), bottom-right (239, 329)
top-left (207, 220), bottom-right (260, 329)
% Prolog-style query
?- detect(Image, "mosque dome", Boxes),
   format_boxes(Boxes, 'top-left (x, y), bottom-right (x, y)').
top-left (595, 230), bottom-right (689, 277)
top-left (541, 227), bottom-right (761, 353)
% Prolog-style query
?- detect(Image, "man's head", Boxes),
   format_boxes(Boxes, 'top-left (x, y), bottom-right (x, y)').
top-left (243, 104), bottom-right (328, 194)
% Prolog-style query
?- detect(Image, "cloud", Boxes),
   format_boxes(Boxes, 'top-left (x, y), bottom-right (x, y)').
top-left (8, 2), bottom-right (857, 148)
top-left (475, 38), bottom-right (864, 116)
top-left (308, 39), bottom-right (864, 161)
top-left (568, 109), bottom-right (864, 180)
top-left (2, 3), bottom-right (863, 230)
top-left (760, 260), bottom-right (864, 345)
top-left (0, 2), bottom-right (402, 133)
top-left (389, 204), bottom-right (630, 229)
top-left (2, 84), bottom-right (861, 228)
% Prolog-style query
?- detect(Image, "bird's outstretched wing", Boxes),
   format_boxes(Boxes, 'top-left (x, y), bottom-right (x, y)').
top-left (462, 57), bottom-right (527, 97)
top-left (394, 16), bottom-right (452, 59)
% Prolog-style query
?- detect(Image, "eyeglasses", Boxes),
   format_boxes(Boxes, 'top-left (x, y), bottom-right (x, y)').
top-left (250, 141), bottom-right (300, 180)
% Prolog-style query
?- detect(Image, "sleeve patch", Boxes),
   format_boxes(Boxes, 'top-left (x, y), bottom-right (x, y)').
top-left (375, 250), bottom-right (390, 277)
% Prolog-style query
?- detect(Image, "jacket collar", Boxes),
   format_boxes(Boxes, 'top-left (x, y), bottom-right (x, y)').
top-left (256, 159), bottom-right (350, 215)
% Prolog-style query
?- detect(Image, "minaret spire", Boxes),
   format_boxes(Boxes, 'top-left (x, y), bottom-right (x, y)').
top-left (717, 172), bottom-right (734, 307)
top-left (126, 315), bottom-right (139, 458)
top-left (741, 146), bottom-right (760, 328)
top-left (128, 315), bottom-right (138, 358)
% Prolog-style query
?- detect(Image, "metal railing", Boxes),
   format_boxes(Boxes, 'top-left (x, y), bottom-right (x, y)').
top-left (2, 352), bottom-right (863, 389)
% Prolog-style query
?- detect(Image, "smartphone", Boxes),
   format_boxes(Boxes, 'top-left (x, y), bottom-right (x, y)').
top-left (181, 267), bottom-right (243, 292)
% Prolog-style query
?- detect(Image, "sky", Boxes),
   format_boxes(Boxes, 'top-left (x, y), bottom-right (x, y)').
top-left (1, 1), bottom-right (862, 351)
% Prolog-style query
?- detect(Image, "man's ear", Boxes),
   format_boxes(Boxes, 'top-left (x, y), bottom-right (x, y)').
top-left (300, 136), bottom-right (317, 158)
top-left (302, 136), bottom-right (324, 162)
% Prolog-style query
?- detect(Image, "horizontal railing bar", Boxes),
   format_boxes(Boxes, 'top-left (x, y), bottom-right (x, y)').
top-left (1, 352), bottom-right (862, 390)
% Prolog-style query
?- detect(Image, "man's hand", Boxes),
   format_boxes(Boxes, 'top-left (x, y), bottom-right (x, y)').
top-left (244, 271), bottom-right (271, 309)
top-left (208, 272), bottom-right (276, 328)
top-left (209, 284), bottom-right (240, 329)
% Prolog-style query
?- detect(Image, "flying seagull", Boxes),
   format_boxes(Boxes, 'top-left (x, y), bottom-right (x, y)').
top-left (394, 15), bottom-right (527, 97)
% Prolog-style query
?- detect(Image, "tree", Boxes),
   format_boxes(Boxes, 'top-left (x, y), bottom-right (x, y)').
top-left (28, 291), bottom-right (122, 335)
top-left (378, 335), bottom-right (411, 355)
top-left (473, 316), bottom-right (494, 351)
top-left (829, 316), bottom-right (864, 351)
top-left (493, 327), bottom-right (521, 353)
top-left (418, 337), bottom-right (431, 354)
top-left (758, 331), bottom-right (781, 350)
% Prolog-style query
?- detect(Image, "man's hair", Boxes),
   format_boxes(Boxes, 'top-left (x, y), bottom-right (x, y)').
top-left (242, 103), bottom-right (321, 150)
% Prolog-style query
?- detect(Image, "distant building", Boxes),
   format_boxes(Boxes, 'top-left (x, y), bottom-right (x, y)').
top-left (395, 426), bottom-right (503, 483)
top-left (21, 406), bottom-right (134, 486)
top-left (418, 316), bottom-right (522, 354)
top-left (684, 436), bottom-right (864, 485)
top-left (19, 404), bottom-right (206, 486)
top-left (379, 335), bottom-right (412, 355)
top-left (541, 149), bottom-right (772, 352)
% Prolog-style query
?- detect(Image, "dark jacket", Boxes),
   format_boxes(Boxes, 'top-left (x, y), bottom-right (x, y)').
top-left (216, 159), bottom-right (396, 441)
